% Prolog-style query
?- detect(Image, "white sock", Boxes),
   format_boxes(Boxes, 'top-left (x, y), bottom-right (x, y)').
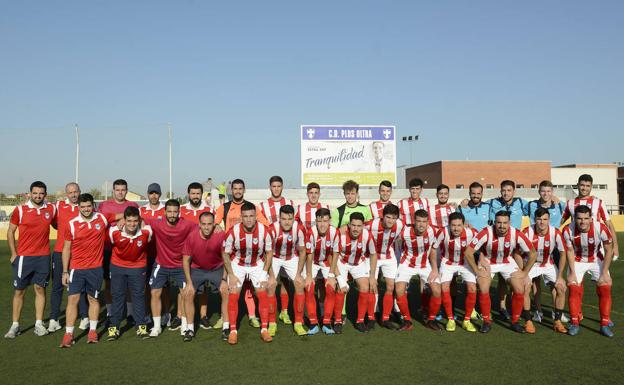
top-left (223, 322), bottom-right (230, 330)
top-left (261, 327), bottom-right (267, 333)
top-left (35, 320), bottom-right (43, 327)
top-left (89, 320), bottom-right (98, 330)
top-left (181, 317), bottom-right (188, 331)
top-left (127, 302), bottom-right (134, 317)
top-left (11, 322), bottom-right (19, 328)
top-left (66, 326), bottom-right (74, 334)
top-left (153, 317), bottom-right (161, 329)
top-left (106, 304), bottom-right (112, 316)
top-left (187, 324), bottom-right (194, 332)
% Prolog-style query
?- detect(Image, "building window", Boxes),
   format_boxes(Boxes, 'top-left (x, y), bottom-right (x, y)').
top-left (597, 184), bottom-right (607, 189)
top-left (517, 184), bottom-right (524, 189)
top-left (486, 184), bottom-right (494, 189)
top-left (456, 184), bottom-right (464, 189)
top-left (531, 184), bottom-right (538, 189)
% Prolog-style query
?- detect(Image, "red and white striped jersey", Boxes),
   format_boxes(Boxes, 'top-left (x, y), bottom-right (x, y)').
top-left (270, 221), bottom-right (306, 260)
top-left (437, 227), bottom-right (478, 266)
top-left (561, 197), bottom-right (610, 223)
top-left (260, 197), bottom-right (294, 225)
top-left (180, 201), bottom-right (213, 224)
top-left (470, 227), bottom-right (533, 265)
top-left (399, 225), bottom-right (438, 268)
top-left (295, 202), bottom-right (329, 229)
top-left (369, 200), bottom-right (392, 219)
top-left (223, 223), bottom-right (273, 267)
top-left (366, 218), bottom-right (403, 260)
top-left (305, 225), bottom-right (338, 266)
top-left (398, 197), bottom-right (430, 225)
top-left (522, 225), bottom-right (565, 266)
top-left (333, 228), bottom-right (376, 266)
top-left (563, 221), bottom-right (612, 263)
top-left (428, 204), bottom-right (456, 229)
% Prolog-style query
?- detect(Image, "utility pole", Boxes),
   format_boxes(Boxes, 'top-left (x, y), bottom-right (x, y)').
top-left (75, 124), bottom-right (80, 183)
top-left (168, 122), bottom-right (173, 199)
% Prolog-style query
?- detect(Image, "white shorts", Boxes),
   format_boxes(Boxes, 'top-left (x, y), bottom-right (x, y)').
top-left (570, 260), bottom-right (609, 283)
top-left (336, 259), bottom-right (370, 289)
top-left (272, 257), bottom-right (299, 281)
top-left (230, 262), bottom-right (268, 289)
top-left (375, 258), bottom-right (398, 280)
top-left (490, 259), bottom-right (520, 281)
top-left (440, 264), bottom-right (476, 284)
top-left (395, 263), bottom-right (440, 284)
top-left (529, 264), bottom-right (558, 285)
top-left (302, 263), bottom-right (330, 280)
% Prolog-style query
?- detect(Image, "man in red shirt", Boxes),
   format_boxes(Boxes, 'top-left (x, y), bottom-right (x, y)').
top-left (59, 193), bottom-right (120, 347)
top-left (49, 182), bottom-right (89, 333)
top-left (259, 176), bottom-right (294, 225)
top-left (106, 206), bottom-right (153, 341)
top-left (98, 179), bottom-right (139, 324)
top-left (295, 182), bottom-right (330, 230)
top-left (181, 212), bottom-right (228, 342)
top-left (5, 181), bottom-right (56, 339)
top-left (369, 180), bottom-right (393, 219)
top-left (180, 182), bottom-right (213, 223)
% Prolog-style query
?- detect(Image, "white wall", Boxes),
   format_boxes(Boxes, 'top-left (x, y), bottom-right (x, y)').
top-left (551, 167), bottom-right (618, 209)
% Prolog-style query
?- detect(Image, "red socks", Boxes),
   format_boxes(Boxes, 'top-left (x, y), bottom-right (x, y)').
top-left (267, 294), bottom-right (277, 323)
top-left (597, 285), bottom-right (612, 326)
top-left (441, 290), bottom-right (454, 320)
top-left (323, 284), bottom-right (336, 324)
top-left (306, 283), bottom-right (318, 325)
top-left (479, 292), bottom-right (491, 323)
top-left (382, 293), bottom-right (394, 321)
top-left (280, 292), bottom-right (290, 313)
top-left (228, 293), bottom-right (240, 331)
top-left (396, 293), bottom-right (411, 321)
top-left (244, 285), bottom-right (256, 318)
top-left (357, 292), bottom-right (368, 323)
top-left (294, 293), bottom-right (305, 324)
top-left (511, 292), bottom-right (524, 323)
top-left (334, 291), bottom-right (346, 323)
top-left (464, 292), bottom-right (476, 321)
top-left (568, 284), bottom-right (582, 325)
top-left (256, 290), bottom-right (269, 328)
top-left (367, 293), bottom-right (376, 320)
top-left (428, 295), bottom-right (442, 320)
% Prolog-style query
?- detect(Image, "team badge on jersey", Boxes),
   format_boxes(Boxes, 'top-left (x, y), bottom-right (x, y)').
top-left (95, 224), bottom-right (101, 230)
top-left (588, 238), bottom-right (594, 244)
top-left (357, 242), bottom-right (362, 249)
top-left (137, 240), bottom-right (143, 247)
top-left (253, 239), bottom-right (259, 245)
top-left (544, 241), bottom-right (550, 247)
top-left (461, 241), bottom-right (467, 247)
top-left (306, 242), bottom-right (312, 249)
top-left (504, 242), bottom-right (510, 247)
top-left (287, 235), bottom-right (293, 241)
top-left (390, 233), bottom-right (395, 237)
top-left (424, 238), bottom-right (429, 244)
top-left (325, 241), bottom-right (332, 247)
top-left (45, 212), bottom-right (50, 219)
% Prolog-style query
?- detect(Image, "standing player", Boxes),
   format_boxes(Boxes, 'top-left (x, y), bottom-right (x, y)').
top-left (303, 208), bottom-right (338, 335)
top-left (144, 199), bottom-right (197, 337)
top-left (222, 202), bottom-right (274, 345)
top-left (181, 212), bottom-right (229, 342)
top-left (268, 205), bottom-right (307, 336)
top-left (180, 182), bottom-right (213, 223)
top-left (331, 180), bottom-right (373, 230)
top-left (436, 212), bottom-right (479, 332)
top-left (5, 181), bottom-right (56, 339)
top-left (107, 206), bottom-right (152, 340)
top-left (528, 180), bottom-right (566, 226)
top-left (564, 205), bottom-right (615, 337)
top-left (523, 208), bottom-right (568, 333)
top-left (394, 210), bottom-right (442, 331)
top-left (140, 183), bottom-right (165, 325)
top-left (457, 182), bottom-right (492, 232)
top-left (59, 193), bottom-right (120, 347)
top-left (428, 184), bottom-right (456, 230)
top-left (369, 180), bottom-right (393, 219)
top-left (259, 176), bottom-right (294, 225)
top-left (49, 182), bottom-right (88, 333)
top-left (98, 179), bottom-right (139, 326)
top-left (366, 204), bottom-right (403, 330)
top-left (296, 182), bottom-right (329, 229)
top-left (332, 212), bottom-right (378, 333)
top-left (464, 211), bottom-right (536, 333)
top-left (398, 178), bottom-right (430, 226)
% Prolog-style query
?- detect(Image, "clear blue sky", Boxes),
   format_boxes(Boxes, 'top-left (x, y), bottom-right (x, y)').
top-left (1, 0), bottom-right (622, 195)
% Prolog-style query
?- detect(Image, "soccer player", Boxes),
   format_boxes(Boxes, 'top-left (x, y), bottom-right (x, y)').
top-left (5, 181), bottom-right (56, 339)
top-left (181, 212), bottom-right (229, 342)
top-left (296, 182), bottom-right (329, 229)
top-left (259, 176), bottom-right (294, 225)
top-left (144, 199), bottom-right (197, 337)
top-left (457, 182), bottom-right (492, 232)
top-left (214, 179), bottom-right (269, 328)
top-left (268, 205), bottom-right (307, 336)
top-left (303, 208), bottom-right (338, 335)
top-left (180, 182), bottom-right (213, 223)
top-left (369, 180), bottom-right (393, 219)
top-left (522, 208), bottom-right (568, 333)
top-left (436, 212), bottom-right (479, 332)
top-left (366, 204), bottom-right (403, 330)
top-left (428, 184), bottom-right (456, 230)
top-left (561, 174), bottom-right (619, 260)
top-left (140, 183), bottom-right (165, 324)
top-left (107, 206), bottom-right (152, 340)
top-left (98, 179), bottom-right (139, 326)
top-left (59, 193), bottom-right (120, 347)
top-left (564, 205), bottom-right (615, 337)
top-left (394, 209), bottom-right (442, 331)
top-left (331, 180), bottom-right (372, 229)
top-left (222, 202), bottom-right (274, 345)
top-left (48, 182), bottom-right (88, 333)
top-left (464, 211), bottom-right (536, 333)
top-left (332, 212), bottom-right (377, 333)
top-left (528, 180), bottom-right (566, 226)
top-left (398, 178), bottom-right (430, 226)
